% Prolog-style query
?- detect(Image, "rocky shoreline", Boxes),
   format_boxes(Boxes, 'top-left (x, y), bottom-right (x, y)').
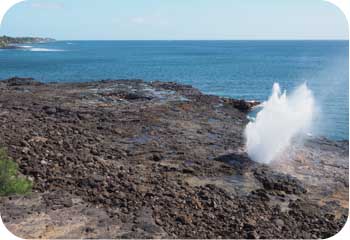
top-left (0, 77), bottom-right (348, 239)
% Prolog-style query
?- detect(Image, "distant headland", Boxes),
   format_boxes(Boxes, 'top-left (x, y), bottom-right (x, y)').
top-left (0, 36), bottom-right (55, 49)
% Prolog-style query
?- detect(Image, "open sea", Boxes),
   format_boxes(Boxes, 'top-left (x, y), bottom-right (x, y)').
top-left (0, 40), bottom-right (348, 140)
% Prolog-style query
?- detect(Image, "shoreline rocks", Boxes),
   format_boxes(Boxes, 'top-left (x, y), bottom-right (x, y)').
top-left (0, 77), bottom-right (348, 239)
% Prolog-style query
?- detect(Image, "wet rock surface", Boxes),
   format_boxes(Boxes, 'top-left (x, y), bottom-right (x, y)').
top-left (0, 78), bottom-right (348, 239)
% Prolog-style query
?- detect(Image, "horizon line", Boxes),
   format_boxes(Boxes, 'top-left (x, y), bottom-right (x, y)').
top-left (3, 35), bottom-right (348, 41)
top-left (55, 38), bottom-right (349, 41)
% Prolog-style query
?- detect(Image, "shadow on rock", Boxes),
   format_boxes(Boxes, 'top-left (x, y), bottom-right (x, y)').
top-left (214, 151), bottom-right (307, 196)
top-left (214, 152), bottom-right (259, 173)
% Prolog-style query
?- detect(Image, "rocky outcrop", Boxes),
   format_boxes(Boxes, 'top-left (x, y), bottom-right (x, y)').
top-left (223, 98), bottom-right (260, 113)
top-left (0, 78), bottom-right (348, 239)
top-left (0, 36), bottom-right (55, 48)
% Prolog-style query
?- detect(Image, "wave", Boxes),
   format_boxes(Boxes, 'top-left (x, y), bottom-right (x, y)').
top-left (2, 46), bottom-right (65, 52)
top-left (19, 45), bottom-right (33, 48)
top-left (28, 47), bottom-right (65, 52)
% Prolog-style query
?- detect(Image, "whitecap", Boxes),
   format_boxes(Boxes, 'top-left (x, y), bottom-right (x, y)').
top-left (19, 45), bottom-right (32, 48)
top-left (28, 48), bottom-right (65, 52)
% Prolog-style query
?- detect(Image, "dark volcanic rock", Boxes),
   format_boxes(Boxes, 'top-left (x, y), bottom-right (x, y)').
top-left (1, 77), bottom-right (43, 86)
top-left (0, 78), bottom-right (348, 239)
top-left (254, 167), bottom-right (307, 195)
top-left (223, 98), bottom-right (260, 113)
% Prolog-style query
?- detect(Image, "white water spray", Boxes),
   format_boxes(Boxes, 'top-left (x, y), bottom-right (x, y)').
top-left (245, 83), bottom-right (315, 164)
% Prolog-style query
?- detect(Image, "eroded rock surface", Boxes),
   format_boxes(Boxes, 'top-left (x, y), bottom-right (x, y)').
top-left (0, 78), bottom-right (348, 239)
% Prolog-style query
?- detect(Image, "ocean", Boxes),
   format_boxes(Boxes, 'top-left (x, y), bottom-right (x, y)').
top-left (0, 40), bottom-right (348, 140)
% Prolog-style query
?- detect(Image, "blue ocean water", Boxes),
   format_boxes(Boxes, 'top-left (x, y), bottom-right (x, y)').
top-left (0, 40), bottom-right (348, 140)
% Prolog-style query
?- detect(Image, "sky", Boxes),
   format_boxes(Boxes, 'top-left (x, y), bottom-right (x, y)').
top-left (0, 0), bottom-right (348, 40)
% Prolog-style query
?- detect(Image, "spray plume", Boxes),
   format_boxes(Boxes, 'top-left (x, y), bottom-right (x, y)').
top-left (245, 83), bottom-right (315, 164)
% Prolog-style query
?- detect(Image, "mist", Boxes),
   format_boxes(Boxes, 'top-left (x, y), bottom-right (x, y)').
top-left (245, 83), bottom-right (315, 164)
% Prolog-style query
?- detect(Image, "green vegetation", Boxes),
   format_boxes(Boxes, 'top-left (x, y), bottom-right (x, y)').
top-left (0, 148), bottom-right (32, 196)
top-left (0, 35), bottom-right (55, 48)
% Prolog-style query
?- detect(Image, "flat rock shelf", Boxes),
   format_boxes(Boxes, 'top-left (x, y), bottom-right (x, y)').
top-left (0, 77), bottom-right (348, 239)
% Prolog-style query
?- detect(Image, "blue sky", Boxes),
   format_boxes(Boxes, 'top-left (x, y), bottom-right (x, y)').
top-left (0, 0), bottom-right (348, 40)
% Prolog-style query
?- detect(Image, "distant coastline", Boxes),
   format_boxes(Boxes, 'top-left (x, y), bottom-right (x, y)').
top-left (0, 36), bottom-right (55, 49)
